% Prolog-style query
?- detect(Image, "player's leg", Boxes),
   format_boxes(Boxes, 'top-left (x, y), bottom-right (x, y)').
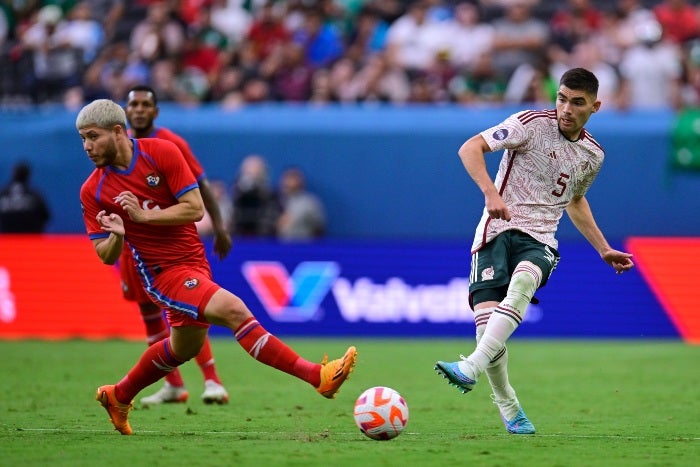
top-left (465, 260), bottom-right (542, 377)
top-left (473, 304), bottom-right (535, 434)
top-left (120, 250), bottom-right (189, 405)
top-left (195, 336), bottom-right (230, 404)
top-left (137, 301), bottom-right (190, 406)
top-left (95, 331), bottom-right (200, 435)
top-left (204, 287), bottom-right (357, 399)
top-left (435, 236), bottom-right (510, 393)
top-left (470, 237), bottom-right (559, 379)
top-left (473, 305), bottom-right (516, 405)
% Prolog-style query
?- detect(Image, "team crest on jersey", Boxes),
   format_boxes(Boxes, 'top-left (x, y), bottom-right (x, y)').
top-left (481, 266), bottom-right (495, 281)
top-left (145, 172), bottom-right (161, 187)
top-left (184, 277), bottom-right (199, 289)
top-left (492, 129), bottom-right (509, 140)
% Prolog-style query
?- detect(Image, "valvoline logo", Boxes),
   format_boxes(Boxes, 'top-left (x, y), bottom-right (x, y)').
top-left (242, 261), bottom-right (340, 322)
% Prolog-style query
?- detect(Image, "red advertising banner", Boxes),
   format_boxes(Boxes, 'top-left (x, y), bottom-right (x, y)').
top-left (626, 237), bottom-right (700, 344)
top-left (0, 234), bottom-right (143, 340)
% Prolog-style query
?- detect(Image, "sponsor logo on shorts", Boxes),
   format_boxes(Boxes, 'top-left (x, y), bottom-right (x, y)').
top-left (184, 277), bottom-right (199, 289)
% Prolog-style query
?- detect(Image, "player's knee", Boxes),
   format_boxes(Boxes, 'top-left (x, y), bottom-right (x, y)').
top-left (504, 262), bottom-right (541, 312)
top-left (205, 290), bottom-right (252, 329)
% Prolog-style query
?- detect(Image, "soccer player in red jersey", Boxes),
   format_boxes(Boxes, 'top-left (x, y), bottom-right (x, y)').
top-left (118, 85), bottom-right (232, 406)
top-left (77, 99), bottom-right (357, 435)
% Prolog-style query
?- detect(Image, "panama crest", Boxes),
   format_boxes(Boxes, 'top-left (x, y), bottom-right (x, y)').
top-left (183, 277), bottom-right (199, 289)
top-left (145, 173), bottom-right (161, 187)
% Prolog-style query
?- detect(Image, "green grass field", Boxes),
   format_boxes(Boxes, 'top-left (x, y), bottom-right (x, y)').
top-left (1, 338), bottom-right (698, 466)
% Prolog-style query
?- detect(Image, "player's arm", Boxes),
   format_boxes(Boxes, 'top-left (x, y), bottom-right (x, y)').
top-left (458, 134), bottom-right (510, 221)
top-left (92, 210), bottom-right (125, 265)
top-left (198, 177), bottom-right (233, 259)
top-left (115, 188), bottom-right (204, 225)
top-left (566, 195), bottom-right (634, 274)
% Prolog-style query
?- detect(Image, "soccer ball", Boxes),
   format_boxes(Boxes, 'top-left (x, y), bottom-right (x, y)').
top-left (353, 386), bottom-right (409, 441)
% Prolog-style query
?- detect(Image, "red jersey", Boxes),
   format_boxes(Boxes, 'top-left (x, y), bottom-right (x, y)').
top-left (138, 127), bottom-right (205, 182)
top-left (80, 138), bottom-right (207, 269)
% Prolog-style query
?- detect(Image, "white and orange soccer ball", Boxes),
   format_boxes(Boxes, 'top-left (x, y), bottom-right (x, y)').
top-left (353, 386), bottom-right (409, 440)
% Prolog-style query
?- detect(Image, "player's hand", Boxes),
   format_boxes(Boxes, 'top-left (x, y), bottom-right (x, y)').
top-left (485, 193), bottom-right (511, 221)
top-left (212, 229), bottom-right (233, 260)
top-left (114, 191), bottom-right (146, 223)
top-left (96, 210), bottom-right (125, 236)
top-left (601, 249), bottom-right (634, 274)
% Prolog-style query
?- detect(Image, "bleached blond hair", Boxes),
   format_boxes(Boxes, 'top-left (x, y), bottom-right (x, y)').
top-left (75, 99), bottom-right (127, 130)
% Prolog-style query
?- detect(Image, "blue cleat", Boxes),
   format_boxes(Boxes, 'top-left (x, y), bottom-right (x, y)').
top-left (434, 357), bottom-right (478, 394)
top-left (501, 407), bottom-right (536, 435)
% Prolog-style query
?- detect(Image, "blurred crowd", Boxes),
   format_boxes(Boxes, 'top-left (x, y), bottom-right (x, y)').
top-left (3, 0), bottom-right (700, 110)
top-left (197, 156), bottom-right (326, 241)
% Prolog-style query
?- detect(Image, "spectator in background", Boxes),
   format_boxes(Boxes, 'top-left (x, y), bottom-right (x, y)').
top-left (179, 4), bottom-right (233, 100)
top-left (604, 0), bottom-right (656, 62)
top-left (129, 1), bottom-right (185, 64)
top-left (385, 0), bottom-right (440, 76)
top-left (20, 4), bottom-right (85, 103)
top-left (232, 154), bottom-right (280, 237)
top-left (346, 51), bottom-right (411, 103)
top-left (549, 0), bottom-right (603, 60)
top-left (344, 6), bottom-right (389, 64)
top-left (617, 17), bottom-right (682, 110)
top-left (0, 161), bottom-right (51, 233)
top-left (0, 2), bottom-right (11, 50)
top-left (277, 167), bottom-right (326, 241)
top-left (489, 0), bottom-right (549, 82)
top-left (653, 0), bottom-right (700, 45)
top-left (207, 0), bottom-right (252, 46)
top-left (58, 1), bottom-right (105, 64)
top-left (261, 40), bottom-right (315, 101)
top-left (87, 41), bottom-right (150, 102)
top-left (447, 1), bottom-right (494, 73)
top-left (292, 6), bottom-right (344, 69)
top-left (449, 51), bottom-right (506, 104)
top-left (503, 52), bottom-right (556, 106)
top-left (245, 0), bottom-right (290, 62)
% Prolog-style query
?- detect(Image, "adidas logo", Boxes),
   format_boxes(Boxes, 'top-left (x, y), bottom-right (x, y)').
top-left (548, 151), bottom-right (557, 160)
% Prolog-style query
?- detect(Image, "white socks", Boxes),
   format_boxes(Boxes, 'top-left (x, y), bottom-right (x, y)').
top-left (459, 261), bottom-right (542, 384)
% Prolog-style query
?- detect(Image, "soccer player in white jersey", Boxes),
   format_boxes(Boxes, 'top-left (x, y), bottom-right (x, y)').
top-left (434, 68), bottom-right (635, 434)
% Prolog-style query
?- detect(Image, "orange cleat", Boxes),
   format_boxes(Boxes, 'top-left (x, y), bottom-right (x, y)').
top-left (316, 346), bottom-right (357, 399)
top-left (96, 384), bottom-right (133, 435)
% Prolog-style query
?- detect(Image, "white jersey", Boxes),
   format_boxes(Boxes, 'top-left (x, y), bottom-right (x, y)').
top-left (471, 109), bottom-right (604, 253)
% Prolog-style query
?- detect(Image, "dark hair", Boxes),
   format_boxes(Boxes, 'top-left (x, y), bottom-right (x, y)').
top-left (559, 68), bottom-right (598, 96)
top-left (12, 162), bottom-right (30, 183)
top-left (127, 84), bottom-right (158, 105)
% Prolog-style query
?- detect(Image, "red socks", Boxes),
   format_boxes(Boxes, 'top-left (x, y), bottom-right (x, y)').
top-left (115, 338), bottom-right (186, 403)
top-left (141, 308), bottom-right (169, 345)
top-left (194, 337), bottom-right (222, 384)
top-left (140, 308), bottom-right (185, 387)
top-left (234, 318), bottom-right (321, 387)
